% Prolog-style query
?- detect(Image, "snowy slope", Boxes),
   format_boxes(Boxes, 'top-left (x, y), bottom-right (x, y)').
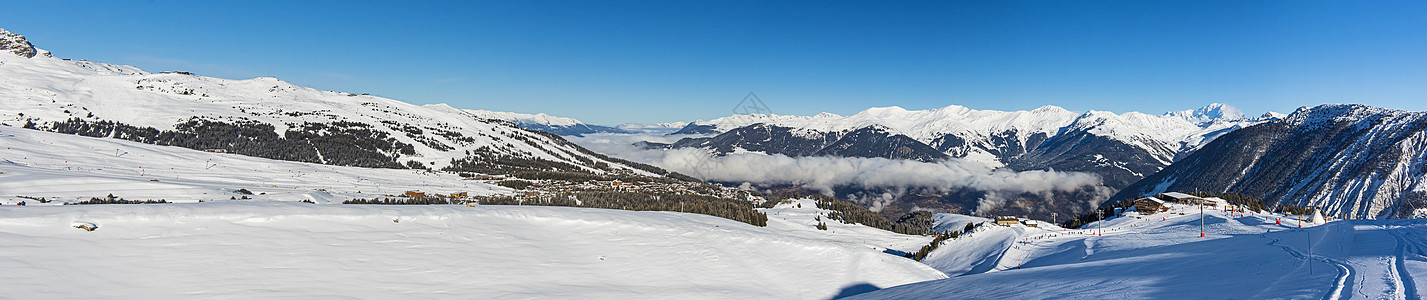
top-left (0, 203), bottom-right (946, 299)
top-left (0, 126), bottom-right (501, 204)
top-left (461, 108), bottom-right (629, 136)
top-left (1114, 104), bottom-right (1427, 219)
top-left (0, 28), bottom-right (649, 175)
top-left (859, 202), bottom-right (1427, 299)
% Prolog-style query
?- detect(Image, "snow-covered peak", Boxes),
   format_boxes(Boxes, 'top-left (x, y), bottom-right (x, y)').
top-left (1031, 105), bottom-right (1071, 114)
top-left (1257, 111), bottom-right (1287, 121)
top-left (693, 104), bottom-right (1085, 142)
top-left (461, 108), bottom-right (584, 127)
top-left (1163, 103), bottom-right (1247, 125)
top-left (0, 28), bottom-right (39, 58)
top-left (1282, 104), bottom-right (1421, 127)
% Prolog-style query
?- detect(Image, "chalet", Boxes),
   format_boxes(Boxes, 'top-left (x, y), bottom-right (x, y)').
top-left (450, 192), bottom-right (468, 199)
top-left (403, 191), bottom-right (426, 198)
top-left (994, 216), bottom-right (1020, 226)
top-left (1022, 220), bottom-right (1040, 227)
top-left (1133, 197), bottom-right (1168, 214)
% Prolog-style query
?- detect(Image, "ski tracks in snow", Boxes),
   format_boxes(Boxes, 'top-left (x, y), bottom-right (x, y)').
top-left (1385, 226), bottom-right (1420, 300)
top-left (1260, 232), bottom-right (1355, 300)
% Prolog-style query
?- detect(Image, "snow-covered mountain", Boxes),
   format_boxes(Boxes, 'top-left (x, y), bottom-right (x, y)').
top-left (460, 108), bottom-right (631, 136)
top-left (0, 28), bottom-right (664, 177)
top-left (665, 104), bottom-right (1270, 188)
top-left (1113, 104), bottom-right (1427, 219)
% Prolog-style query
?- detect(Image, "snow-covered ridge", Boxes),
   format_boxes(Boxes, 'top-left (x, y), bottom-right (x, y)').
top-left (0, 28), bottom-right (650, 175)
top-left (689, 103), bottom-right (1268, 153)
top-left (461, 108), bottom-right (586, 127)
top-left (1282, 103), bottom-right (1426, 127)
top-left (459, 108), bottom-right (636, 136)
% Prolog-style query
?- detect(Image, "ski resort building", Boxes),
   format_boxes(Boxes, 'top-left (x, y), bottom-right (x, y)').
top-left (994, 216), bottom-right (1019, 226)
top-left (1133, 197), bottom-right (1168, 214)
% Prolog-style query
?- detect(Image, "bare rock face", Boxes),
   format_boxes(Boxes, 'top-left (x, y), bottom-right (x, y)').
top-left (1, 28), bottom-right (39, 58)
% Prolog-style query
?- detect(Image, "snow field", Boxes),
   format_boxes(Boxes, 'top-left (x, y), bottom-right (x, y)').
top-left (0, 203), bottom-right (946, 299)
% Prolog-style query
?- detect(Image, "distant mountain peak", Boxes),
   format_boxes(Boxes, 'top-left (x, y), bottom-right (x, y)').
top-left (1032, 105), bottom-right (1070, 114)
top-left (1282, 103), bottom-right (1410, 126)
top-left (0, 28), bottom-right (39, 58)
top-left (1162, 103), bottom-right (1246, 124)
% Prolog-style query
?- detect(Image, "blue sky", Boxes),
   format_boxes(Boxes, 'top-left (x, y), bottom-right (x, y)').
top-left (3, 1), bottom-right (1425, 124)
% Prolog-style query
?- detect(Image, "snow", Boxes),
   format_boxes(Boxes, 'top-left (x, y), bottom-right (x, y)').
top-left (461, 108), bottom-right (585, 127)
top-left (684, 103), bottom-right (1269, 165)
top-left (0, 203), bottom-right (945, 299)
top-left (0, 126), bottom-right (500, 204)
top-left (0, 128), bottom-right (946, 298)
top-left (855, 202), bottom-right (1427, 299)
top-left (0, 43), bottom-right (644, 174)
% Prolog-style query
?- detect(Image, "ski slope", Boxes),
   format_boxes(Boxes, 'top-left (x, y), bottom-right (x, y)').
top-left (0, 203), bottom-right (945, 299)
top-left (858, 202), bottom-right (1427, 299)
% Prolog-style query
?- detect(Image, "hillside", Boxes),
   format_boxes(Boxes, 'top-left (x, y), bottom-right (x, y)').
top-left (1113, 104), bottom-right (1427, 219)
top-left (0, 28), bottom-right (660, 178)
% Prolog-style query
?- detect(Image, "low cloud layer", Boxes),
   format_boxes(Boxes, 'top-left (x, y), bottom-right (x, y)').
top-left (567, 133), bottom-right (1114, 212)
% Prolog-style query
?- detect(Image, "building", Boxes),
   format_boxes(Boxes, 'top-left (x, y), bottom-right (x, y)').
top-left (450, 192), bottom-right (467, 199)
top-left (403, 191), bottom-right (426, 198)
top-left (1158, 192), bottom-right (1214, 206)
top-left (1022, 220), bottom-right (1040, 227)
top-left (1133, 197), bottom-right (1168, 214)
top-left (994, 216), bottom-right (1020, 226)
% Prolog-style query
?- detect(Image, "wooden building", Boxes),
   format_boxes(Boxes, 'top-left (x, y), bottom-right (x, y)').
top-left (1133, 197), bottom-right (1168, 214)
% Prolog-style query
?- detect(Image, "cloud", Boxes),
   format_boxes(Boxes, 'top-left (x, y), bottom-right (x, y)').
top-left (652, 148), bottom-right (1106, 195)
top-left (566, 133), bottom-right (1115, 211)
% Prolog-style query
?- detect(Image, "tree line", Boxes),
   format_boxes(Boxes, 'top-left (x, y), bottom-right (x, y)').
top-left (475, 190), bottom-right (768, 227)
top-left (777, 193), bottom-right (932, 235)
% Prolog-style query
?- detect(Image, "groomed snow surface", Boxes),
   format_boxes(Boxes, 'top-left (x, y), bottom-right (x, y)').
top-left (0, 203), bottom-right (946, 299)
top-left (856, 202), bottom-right (1427, 299)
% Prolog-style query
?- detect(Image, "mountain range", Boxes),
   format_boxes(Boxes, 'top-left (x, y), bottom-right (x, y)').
top-left (660, 103), bottom-right (1275, 189)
